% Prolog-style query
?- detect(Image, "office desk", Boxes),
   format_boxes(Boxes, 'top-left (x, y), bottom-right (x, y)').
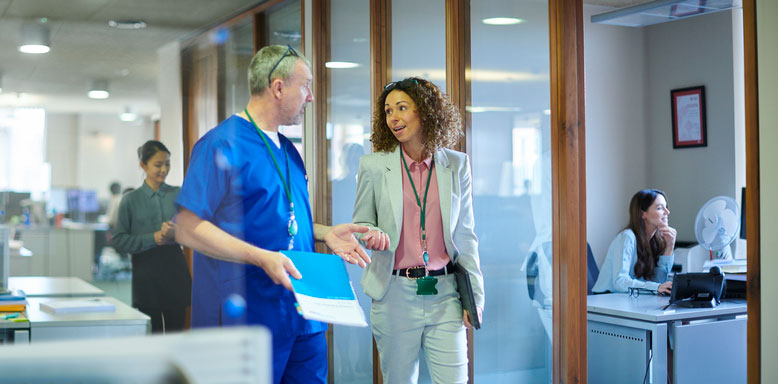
top-left (25, 296), bottom-right (149, 342)
top-left (9, 276), bottom-right (105, 297)
top-left (588, 293), bottom-right (746, 384)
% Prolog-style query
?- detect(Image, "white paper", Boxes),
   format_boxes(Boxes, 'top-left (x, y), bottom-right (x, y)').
top-left (294, 288), bottom-right (368, 327)
top-left (676, 93), bottom-right (702, 142)
top-left (40, 299), bottom-right (116, 314)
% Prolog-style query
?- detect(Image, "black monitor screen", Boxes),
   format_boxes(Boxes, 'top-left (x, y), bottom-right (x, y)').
top-left (740, 187), bottom-right (746, 240)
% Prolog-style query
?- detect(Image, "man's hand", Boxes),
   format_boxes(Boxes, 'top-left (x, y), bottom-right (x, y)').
top-left (257, 251), bottom-right (302, 291)
top-left (464, 306), bottom-right (483, 329)
top-left (362, 229), bottom-right (390, 251)
top-left (324, 224), bottom-right (371, 267)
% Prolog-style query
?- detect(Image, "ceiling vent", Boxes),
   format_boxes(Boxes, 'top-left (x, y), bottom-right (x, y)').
top-left (591, 0), bottom-right (741, 27)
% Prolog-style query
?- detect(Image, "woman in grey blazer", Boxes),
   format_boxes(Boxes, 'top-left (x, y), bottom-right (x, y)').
top-left (353, 77), bottom-right (484, 384)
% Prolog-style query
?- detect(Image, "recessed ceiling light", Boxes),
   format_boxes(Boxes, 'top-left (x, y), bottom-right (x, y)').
top-left (466, 106), bottom-right (522, 113)
top-left (108, 20), bottom-right (147, 29)
top-left (325, 61), bottom-right (360, 69)
top-left (482, 17), bottom-right (523, 25)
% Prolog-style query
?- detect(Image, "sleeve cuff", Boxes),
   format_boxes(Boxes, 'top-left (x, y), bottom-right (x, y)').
top-left (142, 233), bottom-right (156, 251)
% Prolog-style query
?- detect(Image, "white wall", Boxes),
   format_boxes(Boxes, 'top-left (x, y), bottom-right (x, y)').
top-left (584, 5), bottom-right (649, 265)
top-left (45, 113), bottom-right (78, 188)
top-left (46, 113), bottom-right (153, 200)
top-left (645, 11), bottom-right (736, 242)
top-left (157, 40), bottom-right (185, 187)
top-left (757, 0), bottom-right (778, 379)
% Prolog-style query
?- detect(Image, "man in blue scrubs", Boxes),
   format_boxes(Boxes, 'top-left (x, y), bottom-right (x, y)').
top-left (175, 45), bottom-right (372, 384)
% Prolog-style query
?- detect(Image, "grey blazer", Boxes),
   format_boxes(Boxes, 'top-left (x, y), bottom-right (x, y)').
top-left (352, 146), bottom-right (485, 308)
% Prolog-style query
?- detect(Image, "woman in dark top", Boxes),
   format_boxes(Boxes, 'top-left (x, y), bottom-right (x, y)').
top-left (112, 140), bottom-right (192, 333)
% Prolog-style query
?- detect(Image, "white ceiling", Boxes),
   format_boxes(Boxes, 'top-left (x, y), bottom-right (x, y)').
top-left (0, 0), bottom-right (259, 118)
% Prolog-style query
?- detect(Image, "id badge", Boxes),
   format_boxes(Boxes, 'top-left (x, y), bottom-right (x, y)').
top-left (416, 276), bottom-right (438, 295)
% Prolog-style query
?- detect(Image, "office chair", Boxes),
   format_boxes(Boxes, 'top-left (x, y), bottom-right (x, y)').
top-left (586, 243), bottom-right (599, 295)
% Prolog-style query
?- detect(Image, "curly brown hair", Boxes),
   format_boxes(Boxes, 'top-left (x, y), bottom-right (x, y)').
top-left (371, 77), bottom-right (463, 154)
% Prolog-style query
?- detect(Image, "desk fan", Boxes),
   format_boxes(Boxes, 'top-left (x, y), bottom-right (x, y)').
top-left (694, 196), bottom-right (740, 257)
top-left (668, 196), bottom-right (741, 308)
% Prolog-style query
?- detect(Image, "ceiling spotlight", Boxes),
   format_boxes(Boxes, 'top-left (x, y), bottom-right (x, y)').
top-left (325, 61), bottom-right (360, 69)
top-left (482, 17), bottom-right (523, 25)
top-left (88, 79), bottom-right (110, 99)
top-left (108, 20), bottom-right (147, 29)
top-left (19, 22), bottom-right (51, 54)
top-left (119, 106), bottom-right (137, 122)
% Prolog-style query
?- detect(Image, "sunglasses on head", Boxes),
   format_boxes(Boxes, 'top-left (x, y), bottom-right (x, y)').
top-left (267, 45), bottom-right (300, 88)
top-left (383, 78), bottom-right (420, 91)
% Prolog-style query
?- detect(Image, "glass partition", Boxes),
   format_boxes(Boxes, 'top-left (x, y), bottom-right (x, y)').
top-left (327, 0), bottom-right (373, 382)
top-left (470, 1), bottom-right (552, 382)
top-left (391, 0), bottom-right (447, 91)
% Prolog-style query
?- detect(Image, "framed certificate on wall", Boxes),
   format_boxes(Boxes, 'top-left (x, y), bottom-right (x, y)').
top-left (671, 85), bottom-right (707, 148)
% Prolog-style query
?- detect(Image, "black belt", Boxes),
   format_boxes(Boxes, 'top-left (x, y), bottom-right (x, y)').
top-left (394, 261), bottom-right (454, 279)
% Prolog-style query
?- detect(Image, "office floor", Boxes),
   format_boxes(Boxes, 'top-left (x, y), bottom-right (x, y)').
top-left (91, 279), bottom-right (131, 306)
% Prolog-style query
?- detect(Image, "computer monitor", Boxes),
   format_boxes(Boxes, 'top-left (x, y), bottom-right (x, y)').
top-left (67, 189), bottom-right (100, 214)
top-left (0, 226), bottom-right (8, 293)
top-left (0, 191), bottom-right (32, 219)
top-left (740, 186), bottom-right (746, 240)
top-left (47, 188), bottom-right (69, 214)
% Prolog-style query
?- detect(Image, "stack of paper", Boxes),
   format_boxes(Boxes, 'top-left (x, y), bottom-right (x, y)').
top-left (282, 251), bottom-right (367, 327)
top-left (0, 290), bottom-right (27, 312)
top-left (40, 299), bottom-right (116, 314)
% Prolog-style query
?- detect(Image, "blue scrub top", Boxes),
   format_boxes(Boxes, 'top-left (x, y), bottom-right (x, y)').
top-left (176, 115), bottom-right (326, 338)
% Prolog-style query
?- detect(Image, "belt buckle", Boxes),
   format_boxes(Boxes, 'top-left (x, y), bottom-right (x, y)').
top-left (405, 266), bottom-right (427, 279)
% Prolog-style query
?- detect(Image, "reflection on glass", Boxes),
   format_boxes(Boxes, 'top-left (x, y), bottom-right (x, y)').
top-left (222, 18), bottom-right (254, 117)
top-left (327, 0), bottom-right (372, 383)
top-left (265, 0), bottom-right (304, 156)
top-left (389, 1), bottom-right (447, 382)
top-left (391, 0), bottom-right (446, 91)
top-left (471, 0), bottom-right (552, 382)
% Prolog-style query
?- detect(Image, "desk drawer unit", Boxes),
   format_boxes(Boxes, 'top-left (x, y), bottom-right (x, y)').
top-left (588, 320), bottom-right (650, 384)
top-left (673, 316), bottom-right (746, 384)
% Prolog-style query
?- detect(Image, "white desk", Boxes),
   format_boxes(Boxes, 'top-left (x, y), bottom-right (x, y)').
top-left (9, 276), bottom-right (105, 297)
top-left (1, 278), bottom-right (148, 344)
top-left (588, 293), bottom-right (746, 384)
top-left (25, 296), bottom-right (149, 342)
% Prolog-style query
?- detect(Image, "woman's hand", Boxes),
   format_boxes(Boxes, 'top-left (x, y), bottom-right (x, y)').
top-left (153, 230), bottom-right (166, 245)
top-left (161, 221), bottom-right (176, 242)
top-left (362, 229), bottom-right (390, 251)
top-left (658, 225), bottom-right (677, 255)
top-left (464, 306), bottom-right (483, 329)
top-left (658, 281), bottom-right (673, 295)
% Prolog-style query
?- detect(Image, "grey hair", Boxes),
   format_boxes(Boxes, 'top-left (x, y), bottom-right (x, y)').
top-left (248, 45), bottom-right (311, 95)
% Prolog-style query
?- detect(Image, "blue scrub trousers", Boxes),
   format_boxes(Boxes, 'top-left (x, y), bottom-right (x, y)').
top-left (273, 331), bottom-right (327, 384)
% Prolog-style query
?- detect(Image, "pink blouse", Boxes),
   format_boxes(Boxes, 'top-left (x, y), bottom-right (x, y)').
top-left (393, 148), bottom-right (451, 271)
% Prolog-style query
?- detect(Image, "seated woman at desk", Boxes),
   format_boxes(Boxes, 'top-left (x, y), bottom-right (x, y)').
top-left (592, 189), bottom-right (676, 294)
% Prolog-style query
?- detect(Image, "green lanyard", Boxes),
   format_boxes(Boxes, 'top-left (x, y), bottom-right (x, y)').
top-left (400, 149), bottom-right (434, 266)
top-left (244, 109), bottom-right (298, 248)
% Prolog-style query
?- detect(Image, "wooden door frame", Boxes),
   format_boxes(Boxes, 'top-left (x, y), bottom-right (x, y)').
top-left (743, 1), bottom-right (760, 383)
top-left (549, 0), bottom-right (587, 382)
